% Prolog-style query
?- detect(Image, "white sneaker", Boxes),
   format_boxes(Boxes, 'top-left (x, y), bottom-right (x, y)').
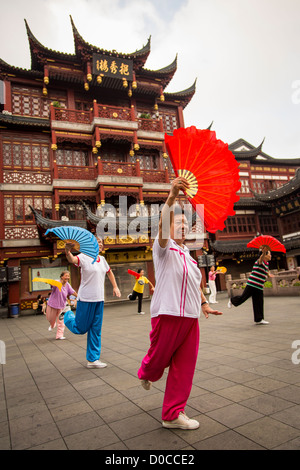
top-left (86, 360), bottom-right (107, 368)
top-left (127, 294), bottom-right (131, 300)
top-left (48, 324), bottom-right (56, 331)
top-left (227, 300), bottom-right (232, 309)
top-left (56, 336), bottom-right (66, 340)
top-left (138, 312), bottom-right (145, 315)
top-left (255, 320), bottom-right (269, 325)
top-left (140, 379), bottom-right (152, 390)
top-left (162, 412), bottom-right (199, 430)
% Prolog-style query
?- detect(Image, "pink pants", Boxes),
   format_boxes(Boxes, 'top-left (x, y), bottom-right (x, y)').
top-left (138, 315), bottom-right (200, 421)
top-left (46, 305), bottom-right (65, 339)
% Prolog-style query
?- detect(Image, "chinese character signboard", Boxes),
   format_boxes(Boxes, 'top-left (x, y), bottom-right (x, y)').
top-left (92, 53), bottom-right (133, 81)
top-left (275, 196), bottom-right (300, 216)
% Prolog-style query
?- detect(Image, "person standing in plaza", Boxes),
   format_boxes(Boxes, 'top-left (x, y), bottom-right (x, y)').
top-left (208, 265), bottom-right (220, 304)
top-left (228, 247), bottom-right (273, 324)
top-left (46, 271), bottom-right (77, 340)
top-left (138, 177), bottom-right (222, 430)
top-left (127, 268), bottom-right (155, 314)
top-left (62, 237), bottom-right (121, 368)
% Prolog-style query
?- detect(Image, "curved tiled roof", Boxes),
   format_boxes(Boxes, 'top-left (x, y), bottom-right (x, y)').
top-left (70, 15), bottom-right (151, 64)
top-left (252, 167), bottom-right (300, 202)
top-left (164, 79), bottom-right (197, 108)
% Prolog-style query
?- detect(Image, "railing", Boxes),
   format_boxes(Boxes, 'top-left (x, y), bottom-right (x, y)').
top-left (97, 104), bottom-right (132, 121)
top-left (53, 107), bottom-right (91, 123)
top-left (53, 160), bottom-right (171, 183)
top-left (138, 118), bottom-right (163, 133)
top-left (50, 103), bottom-right (164, 132)
top-left (101, 161), bottom-right (137, 177)
top-left (56, 165), bottom-right (97, 180)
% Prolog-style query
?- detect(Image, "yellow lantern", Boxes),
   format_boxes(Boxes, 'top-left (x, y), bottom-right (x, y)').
top-left (123, 79), bottom-right (128, 88)
top-left (44, 76), bottom-right (49, 85)
top-left (134, 144), bottom-right (140, 151)
top-left (97, 75), bottom-right (102, 84)
top-left (87, 73), bottom-right (92, 82)
top-left (84, 82), bottom-right (89, 91)
top-left (92, 146), bottom-right (98, 154)
top-left (132, 81), bottom-right (137, 89)
top-left (42, 87), bottom-right (48, 96)
top-left (95, 140), bottom-right (101, 148)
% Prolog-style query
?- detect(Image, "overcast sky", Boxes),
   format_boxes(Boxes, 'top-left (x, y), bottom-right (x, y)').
top-left (1, 0), bottom-right (300, 159)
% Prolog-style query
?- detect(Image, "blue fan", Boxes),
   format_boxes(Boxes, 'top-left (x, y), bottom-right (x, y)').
top-left (45, 226), bottom-right (99, 263)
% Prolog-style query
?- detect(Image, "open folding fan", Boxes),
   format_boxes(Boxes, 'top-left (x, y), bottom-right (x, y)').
top-left (165, 126), bottom-right (241, 233)
top-left (32, 278), bottom-right (62, 291)
top-left (128, 269), bottom-right (141, 279)
top-left (216, 266), bottom-right (227, 274)
top-left (45, 226), bottom-right (99, 263)
top-left (247, 235), bottom-right (286, 253)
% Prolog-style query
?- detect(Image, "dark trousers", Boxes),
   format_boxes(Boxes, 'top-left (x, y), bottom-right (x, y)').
top-left (129, 290), bottom-right (143, 313)
top-left (231, 285), bottom-right (264, 323)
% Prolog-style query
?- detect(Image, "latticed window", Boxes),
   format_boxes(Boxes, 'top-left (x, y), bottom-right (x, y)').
top-left (3, 195), bottom-right (53, 223)
top-left (238, 179), bottom-right (250, 194)
top-left (160, 108), bottom-right (178, 134)
top-left (224, 215), bottom-right (257, 234)
top-left (135, 151), bottom-right (158, 170)
top-left (56, 148), bottom-right (88, 166)
top-left (258, 215), bottom-right (279, 235)
top-left (59, 203), bottom-right (85, 220)
top-left (2, 139), bottom-right (50, 170)
top-left (12, 85), bottom-right (49, 118)
top-left (281, 212), bottom-right (300, 235)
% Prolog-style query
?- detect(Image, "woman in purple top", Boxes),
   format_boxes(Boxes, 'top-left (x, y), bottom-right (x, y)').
top-left (46, 271), bottom-right (77, 340)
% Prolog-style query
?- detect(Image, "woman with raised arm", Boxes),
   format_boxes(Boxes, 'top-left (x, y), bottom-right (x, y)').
top-left (63, 236), bottom-right (121, 368)
top-left (138, 177), bottom-right (222, 430)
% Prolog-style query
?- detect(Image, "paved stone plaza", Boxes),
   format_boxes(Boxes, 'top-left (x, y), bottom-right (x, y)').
top-left (0, 292), bottom-right (300, 450)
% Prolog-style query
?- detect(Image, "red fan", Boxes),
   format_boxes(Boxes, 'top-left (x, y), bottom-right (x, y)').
top-left (165, 126), bottom-right (241, 233)
top-left (247, 235), bottom-right (286, 253)
top-left (128, 269), bottom-right (140, 279)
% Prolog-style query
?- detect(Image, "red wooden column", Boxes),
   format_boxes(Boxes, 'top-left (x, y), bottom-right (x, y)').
top-left (3, 80), bottom-right (12, 112)
top-left (7, 258), bottom-right (21, 306)
top-left (177, 105), bottom-right (184, 128)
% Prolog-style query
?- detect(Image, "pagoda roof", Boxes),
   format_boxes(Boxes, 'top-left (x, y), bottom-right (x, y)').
top-left (210, 239), bottom-right (254, 254)
top-left (0, 56), bottom-right (42, 79)
top-left (0, 112), bottom-right (50, 129)
top-left (229, 138), bottom-right (300, 165)
top-left (164, 79), bottom-right (197, 108)
top-left (252, 167), bottom-right (300, 202)
top-left (30, 206), bottom-right (87, 230)
top-left (69, 15), bottom-right (151, 69)
top-left (25, 19), bottom-right (77, 71)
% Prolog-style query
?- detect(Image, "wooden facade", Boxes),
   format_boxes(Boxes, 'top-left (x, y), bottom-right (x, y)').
top-left (0, 17), bottom-right (196, 310)
top-left (0, 17), bottom-right (299, 311)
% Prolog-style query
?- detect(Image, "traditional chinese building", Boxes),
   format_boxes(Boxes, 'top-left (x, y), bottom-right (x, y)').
top-left (0, 17), bottom-right (196, 312)
top-left (1, 18), bottom-right (299, 313)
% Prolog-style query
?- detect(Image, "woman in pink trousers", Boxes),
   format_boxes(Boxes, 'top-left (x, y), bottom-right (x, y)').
top-left (138, 177), bottom-right (222, 430)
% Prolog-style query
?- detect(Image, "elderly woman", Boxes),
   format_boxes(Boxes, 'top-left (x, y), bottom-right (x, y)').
top-left (63, 237), bottom-right (121, 368)
top-left (138, 177), bottom-right (222, 430)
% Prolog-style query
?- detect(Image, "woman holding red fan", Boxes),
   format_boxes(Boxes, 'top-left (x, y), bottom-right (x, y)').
top-left (138, 177), bottom-right (222, 430)
top-left (228, 246), bottom-right (273, 324)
